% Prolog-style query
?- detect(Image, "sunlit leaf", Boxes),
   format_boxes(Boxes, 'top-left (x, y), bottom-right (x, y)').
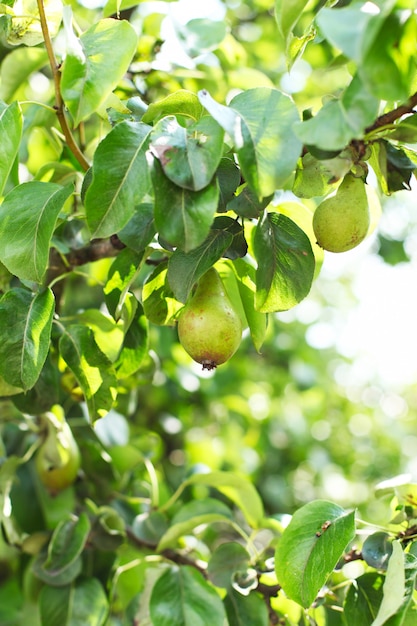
top-left (0, 101), bottom-right (22, 194)
top-left (199, 88), bottom-right (302, 199)
top-left (0, 182), bottom-right (73, 282)
top-left (85, 121), bottom-right (152, 238)
top-left (39, 578), bottom-right (108, 626)
top-left (150, 115), bottom-right (224, 191)
top-left (224, 588), bottom-right (269, 626)
top-left (59, 324), bottom-right (118, 422)
top-left (61, 18), bottom-right (137, 126)
top-left (150, 566), bottom-right (226, 626)
top-left (0, 288), bottom-right (54, 391)
top-left (275, 500), bottom-right (355, 608)
top-left (7, 0), bottom-right (62, 46)
top-left (184, 471), bottom-right (264, 528)
top-left (254, 211), bottom-right (315, 312)
top-left (142, 90), bottom-right (205, 125)
top-left (151, 158), bottom-right (219, 252)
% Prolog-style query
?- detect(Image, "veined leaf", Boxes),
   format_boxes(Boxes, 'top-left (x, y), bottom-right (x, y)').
top-left (274, 0), bottom-right (310, 45)
top-left (254, 211), bottom-right (315, 312)
top-left (61, 18), bottom-right (137, 126)
top-left (150, 115), bottom-right (224, 191)
top-left (150, 566), bottom-right (226, 626)
top-left (42, 513), bottom-right (91, 577)
top-left (166, 471), bottom-right (264, 528)
top-left (39, 578), bottom-right (108, 626)
top-left (85, 121), bottom-right (152, 238)
top-left (0, 288), bottom-right (54, 391)
top-left (199, 88), bottom-right (301, 199)
top-left (224, 588), bottom-right (269, 626)
top-left (142, 89), bottom-right (205, 125)
top-left (59, 324), bottom-right (118, 422)
top-left (151, 157), bottom-right (219, 252)
top-left (0, 182), bottom-right (73, 283)
top-left (0, 101), bottom-right (22, 194)
top-left (7, 0), bottom-right (62, 46)
top-left (157, 514), bottom-right (232, 553)
top-left (294, 75), bottom-right (379, 151)
top-left (371, 540), bottom-right (417, 626)
top-left (275, 500), bottom-right (355, 608)
top-left (142, 262), bottom-right (183, 326)
top-left (167, 219), bottom-right (237, 303)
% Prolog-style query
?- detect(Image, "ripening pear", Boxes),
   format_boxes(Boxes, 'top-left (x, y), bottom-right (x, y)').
top-left (35, 409), bottom-right (81, 494)
top-left (177, 268), bottom-right (242, 370)
top-left (313, 174), bottom-right (370, 253)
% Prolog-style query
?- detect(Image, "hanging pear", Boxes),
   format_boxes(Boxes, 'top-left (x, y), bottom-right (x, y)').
top-left (35, 409), bottom-right (81, 494)
top-left (313, 174), bottom-right (370, 253)
top-left (177, 267), bottom-right (242, 370)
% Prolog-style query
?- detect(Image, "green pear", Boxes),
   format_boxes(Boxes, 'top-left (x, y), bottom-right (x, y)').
top-left (313, 174), bottom-right (370, 253)
top-left (177, 268), bottom-right (242, 370)
top-left (35, 409), bottom-right (81, 494)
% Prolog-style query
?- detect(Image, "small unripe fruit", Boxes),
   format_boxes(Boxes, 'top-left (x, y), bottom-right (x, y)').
top-left (313, 174), bottom-right (370, 253)
top-left (35, 410), bottom-right (81, 494)
top-left (177, 268), bottom-right (242, 370)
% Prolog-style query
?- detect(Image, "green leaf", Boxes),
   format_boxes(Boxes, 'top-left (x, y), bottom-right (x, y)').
top-left (171, 498), bottom-right (234, 525)
top-left (275, 500), bottom-right (355, 608)
top-left (59, 324), bottom-right (118, 422)
top-left (0, 457), bottom-right (23, 545)
top-left (43, 512), bottom-right (91, 576)
top-left (167, 219), bottom-right (239, 303)
top-left (294, 75), bottom-right (379, 152)
top-left (118, 202), bottom-right (156, 252)
top-left (232, 259), bottom-right (267, 353)
top-left (142, 262), bottom-right (183, 326)
top-left (316, 2), bottom-right (396, 64)
top-left (0, 101), bottom-right (22, 194)
top-left (115, 299), bottom-right (149, 379)
top-left (274, 0), bottom-right (310, 45)
top-left (104, 248), bottom-right (144, 320)
top-left (362, 532), bottom-right (393, 570)
top-left (359, 13), bottom-right (416, 102)
top-left (184, 471), bottom-right (264, 528)
top-left (208, 542), bottom-right (250, 589)
top-left (0, 182), bottom-right (73, 282)
top-left (199, 88), bottom-right (302, 199)
top-left (151, 158), bottom-right (219, 251)
top-left (157, 513), bottom-right (233, 553)
top-left (175, 18), bottom-right (227, 57)
top-left (344, 572), bottom-right (384, 625)
top-left (142, 90), bottom-right (205, 125)
top-left (0, 288), bottom-right (54, 391)
top-left (61, 18), bottom-right (137, 126)
top-left (293, 152), bottom-right (350, 199)
top-left (39, 578), bottom-right (109, 626)
top-left (150, 115), bottom-right (224, 191)
top-left (149, 566), bottom-right (226, 626)
top-left (228, 184), bottom-right (272, 219)
top-left (224, 588), bottom-right (269, 626)
top-left (132, 510), bottom-right (169, 544)
top-left (85, 121), bottom-right (152, 238)
top-left (371, 541), bottom-right (417, 626)
top-left (6, 0), bottom-right (62, 46)
top-left (216, 157), bottom-right (241, 212)
top-left (254, 211), bottom-right (315, 313)
top-left (0, 47), bottom-right (48, 101)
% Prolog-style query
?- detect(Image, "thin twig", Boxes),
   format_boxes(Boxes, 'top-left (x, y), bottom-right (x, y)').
top-left (36, 0), bottom-right (90, 171)
top-left (365, 91), bottom-right (417, 134)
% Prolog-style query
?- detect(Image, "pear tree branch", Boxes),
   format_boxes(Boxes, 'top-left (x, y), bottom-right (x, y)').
top-left (36, 0), bottom-right (90, 172)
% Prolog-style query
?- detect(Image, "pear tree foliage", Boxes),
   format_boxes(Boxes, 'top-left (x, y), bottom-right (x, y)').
top-left (1, 0), bottom-right (417, 624)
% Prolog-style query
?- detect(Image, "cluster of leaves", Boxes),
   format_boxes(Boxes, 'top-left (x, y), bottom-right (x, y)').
top-left (2, 411), bottom-right (417, 626)
top-left (0, 0), bottom-right (417, 624)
